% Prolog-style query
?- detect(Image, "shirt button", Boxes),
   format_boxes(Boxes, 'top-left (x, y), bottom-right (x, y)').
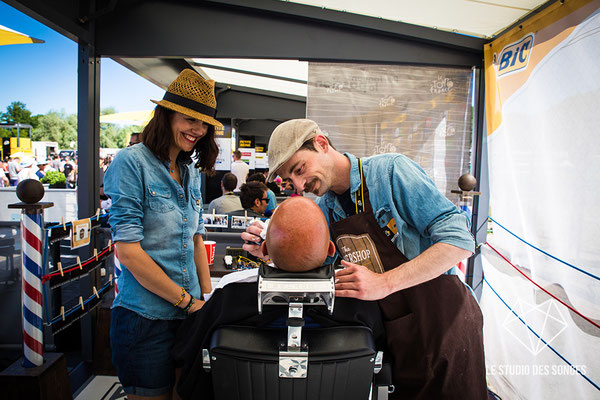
top-left (152, 191), bottom-right (156, 195)
top-left (183, 244), bottom-right (187, 248)
top-left (179, 194), bottom-right (184, 198)
top-left (183, 269), bottom-right (187, 272)
top-left (184, 218), bottom-right (187, 222)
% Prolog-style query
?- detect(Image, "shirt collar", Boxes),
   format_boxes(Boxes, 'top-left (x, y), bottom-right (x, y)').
top-left (320, 152), bottom-right (361, 208)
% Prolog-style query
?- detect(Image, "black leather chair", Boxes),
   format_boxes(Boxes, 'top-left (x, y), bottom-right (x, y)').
top-left (202, 264), bottom-right (392, 400)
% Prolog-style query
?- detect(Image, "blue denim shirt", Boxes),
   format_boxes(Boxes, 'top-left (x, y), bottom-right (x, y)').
top-left (318, 153), bottom-right (474, 269)
top-left (104, 144), bottom-right (205, 320)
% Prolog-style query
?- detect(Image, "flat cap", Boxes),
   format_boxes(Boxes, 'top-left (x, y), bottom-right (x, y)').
top-left (267, 119), bottom-right (326, 182)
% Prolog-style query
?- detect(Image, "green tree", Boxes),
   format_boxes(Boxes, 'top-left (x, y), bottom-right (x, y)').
top-left (33, 111), bottom-right (77, 149)
top-left (0, 101), bottom-right (38, 126)
top-left (0, 101), bottom-right (40, 138)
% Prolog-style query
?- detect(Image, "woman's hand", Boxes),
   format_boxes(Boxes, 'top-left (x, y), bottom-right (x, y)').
top-left (187, 298), bottom-right (205, 314)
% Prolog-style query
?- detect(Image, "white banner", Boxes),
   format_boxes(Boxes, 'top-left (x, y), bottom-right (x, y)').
top-left (483, 1), bottom-right (600, 398)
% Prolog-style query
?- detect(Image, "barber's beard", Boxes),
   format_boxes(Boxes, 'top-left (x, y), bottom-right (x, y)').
top-left (304, 178), bottom-right (319, 195)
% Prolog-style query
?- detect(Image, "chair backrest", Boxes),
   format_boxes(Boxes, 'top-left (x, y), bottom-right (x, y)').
top-left (208, 325), bottom-right (378, 400)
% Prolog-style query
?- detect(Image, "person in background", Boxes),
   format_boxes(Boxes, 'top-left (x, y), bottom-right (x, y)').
top-left (16, 159), bottom-right (38, 183)
top-left (35, 160), bottom-right (49, 179)
top-left (99, 184), bottom-right (111, 212)
top-left (1, 157), bottom-right (9, 173)
top-left (228, 181), bottom-right (269, 218)
top-left (230, 150), bottom-right (249, 192)
top-left (50, 154), bottom-right (62, 172)
top-left (104, 69), bottom-right (222, 400)
top-left (246, 172), bottom-right (276, 216)
top-left (206, 172), bottom-right (242, 214)
top-left (63, 163), bottom-right (77, 188)
top-left (63, 155), bottom-right (75, 172)
top-left (0, 166), bottom-right (8, 187)
top-left (129, 132), bottom-right (141, 147)
top-left (8, 156), bottom-right (21, 186)
top-left (265, 175), bottom-right (281, 196)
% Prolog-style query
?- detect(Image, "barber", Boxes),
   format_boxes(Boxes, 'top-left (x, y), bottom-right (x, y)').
top-left (242, 119), bottom-right (487, 399)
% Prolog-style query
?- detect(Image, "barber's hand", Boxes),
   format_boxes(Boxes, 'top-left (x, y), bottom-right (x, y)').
top-left (334, 260), bottom-right (392, 301)
top-left (187, 299), bottom-right (205, 314)
top-left (241, 221), bottom-right (266, 258)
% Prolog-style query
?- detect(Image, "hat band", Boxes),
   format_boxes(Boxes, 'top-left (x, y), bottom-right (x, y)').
top-left (162, 92), bottom-right (217, 118)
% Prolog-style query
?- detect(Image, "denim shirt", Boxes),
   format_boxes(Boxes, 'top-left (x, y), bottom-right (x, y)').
top-left (318, 153), bottom-right (475, 270)
top-left (104, 144), bottom-right (205, 320)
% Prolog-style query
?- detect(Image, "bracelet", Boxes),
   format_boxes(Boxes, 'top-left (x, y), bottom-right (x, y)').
top-left (173, 287), bottom-right (186, 307)
top-left (183, 295), bottom-right (196, 312)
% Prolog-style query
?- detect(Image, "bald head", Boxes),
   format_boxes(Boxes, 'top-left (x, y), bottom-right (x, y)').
top-left (262, 197), bottom-right (334, 272)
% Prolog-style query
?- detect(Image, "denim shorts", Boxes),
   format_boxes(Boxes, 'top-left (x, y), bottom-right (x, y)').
top-left (110, 306), bottom-right (183, 396)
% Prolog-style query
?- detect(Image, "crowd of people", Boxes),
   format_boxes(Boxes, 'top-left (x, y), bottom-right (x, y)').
top-left (204, 159), bottom-right (295, 219)
top-left (0, 153), bottom-right (78, 187)
top-left (0, 132), bottom-right (137, 189)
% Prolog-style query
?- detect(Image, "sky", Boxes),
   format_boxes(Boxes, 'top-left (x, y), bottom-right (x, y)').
top-left (0, 1), bottom-right (164, 116)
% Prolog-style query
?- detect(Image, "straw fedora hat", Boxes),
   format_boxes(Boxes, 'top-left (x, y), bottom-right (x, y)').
top-left (151, 69), bottom-right (224, 129)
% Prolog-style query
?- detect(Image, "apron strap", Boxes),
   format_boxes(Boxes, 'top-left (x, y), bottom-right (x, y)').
top-left (354, 158), bottom-right (366, 214)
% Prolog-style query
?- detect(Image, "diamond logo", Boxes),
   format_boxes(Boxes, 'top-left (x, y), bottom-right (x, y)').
top-left (502, 299), bottom-right (567, 355)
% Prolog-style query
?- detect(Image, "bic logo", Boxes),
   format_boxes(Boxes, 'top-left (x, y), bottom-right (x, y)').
top-left (495, 34), bottom-right (534, 78)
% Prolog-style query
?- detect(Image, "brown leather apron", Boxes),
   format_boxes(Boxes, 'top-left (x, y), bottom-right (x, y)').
top-left (329, 160), bottom-right (487, 400)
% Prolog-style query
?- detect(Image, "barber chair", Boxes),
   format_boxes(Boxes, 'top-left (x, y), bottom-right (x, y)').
top-left (202, 264), bottom-right (393, 400)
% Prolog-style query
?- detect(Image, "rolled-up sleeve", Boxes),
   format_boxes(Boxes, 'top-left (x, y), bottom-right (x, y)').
top-left (389, 156), bottom-right (475, 253)
top-left (104, 150), bottom-right (145, 243)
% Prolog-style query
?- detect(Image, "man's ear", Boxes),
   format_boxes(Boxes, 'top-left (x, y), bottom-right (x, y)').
top-left (261, 241), bottom-right (269, 256)
top-left (327, 240), bottom-right (336, 257)
top-left (254, 198), bottom-right (261, 209)
top-left (314, 135), bottom-right (329, 152)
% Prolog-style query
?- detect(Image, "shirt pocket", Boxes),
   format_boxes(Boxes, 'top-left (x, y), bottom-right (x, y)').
top-left (147, 184), bottom-right (175, 213)
top-left (190, 188), bottom-right (203, 214)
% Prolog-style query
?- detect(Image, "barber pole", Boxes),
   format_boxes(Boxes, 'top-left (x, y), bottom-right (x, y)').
top-left (8, 179), bottom-right (54, 368)
top-left (21, 212), bottom-right (44, 367)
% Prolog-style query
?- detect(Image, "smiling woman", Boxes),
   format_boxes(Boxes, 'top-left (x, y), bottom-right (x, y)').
top-left (103, 69), bottom-right (223, 400)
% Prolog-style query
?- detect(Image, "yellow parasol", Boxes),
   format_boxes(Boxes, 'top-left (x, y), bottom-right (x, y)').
top-left (0, 24), bottom-right (44, 46)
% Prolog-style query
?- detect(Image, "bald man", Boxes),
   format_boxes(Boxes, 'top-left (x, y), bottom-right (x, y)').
top-left (261, 196), bottom-right (335, 271)
top-left (173, 197), bottom-right (384, 400)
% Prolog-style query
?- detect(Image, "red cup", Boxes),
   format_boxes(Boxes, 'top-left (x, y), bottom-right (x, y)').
top-left (204, 240), bottom-right (216, 265)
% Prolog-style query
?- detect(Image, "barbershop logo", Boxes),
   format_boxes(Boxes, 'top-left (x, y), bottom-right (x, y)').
top-left (495, 33), bottom-right (534, 78)
top-left (336, 234), bottom-right (384, 274)
top-left (430, 76), bottom-right (454, 94)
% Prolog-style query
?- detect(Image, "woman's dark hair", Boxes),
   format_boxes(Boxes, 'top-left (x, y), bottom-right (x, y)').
top-left (140, 105), bottom-right (219, 176)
